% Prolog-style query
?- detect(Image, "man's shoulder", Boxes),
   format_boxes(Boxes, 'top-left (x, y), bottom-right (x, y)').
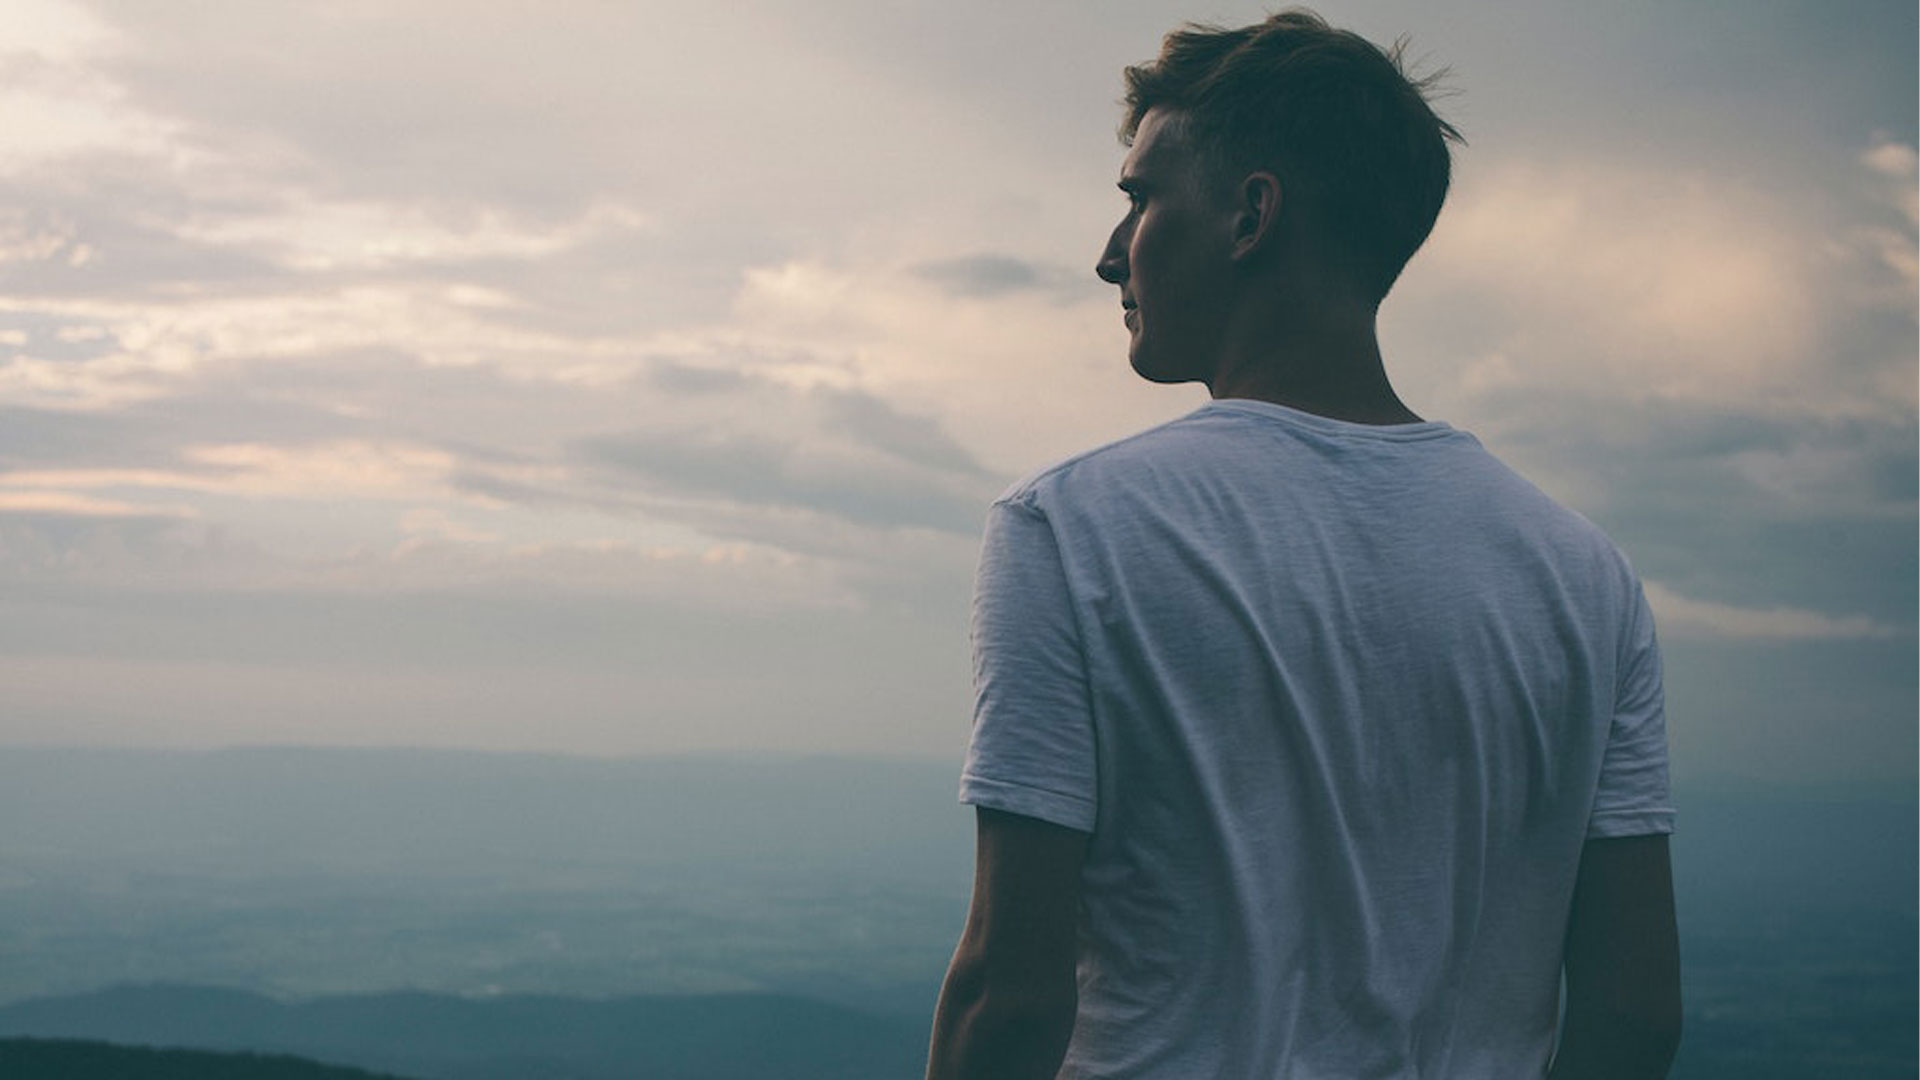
top-left (992, 402), bottom-right (1640, 580)
top-left (993, 408), bottom-right (1215, 512)
top-left (995, 399), bottom-right (1472, 511)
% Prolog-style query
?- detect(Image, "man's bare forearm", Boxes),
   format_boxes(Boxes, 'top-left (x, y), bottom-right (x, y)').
top-left (927, 954), bottom-right (1075, 1079)
top-left (927, 945), bottom-right (1076, 1080)
top-left (928, 808), bottom-right (1085, 1079)
top-left (1547, 1006), bottom-right (1682, 1080)
top-left (1551, 834), bottom-right (1682, 1079)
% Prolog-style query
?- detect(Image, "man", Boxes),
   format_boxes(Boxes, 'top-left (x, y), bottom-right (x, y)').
top-left (926, 10), bottom-right (1680, 1080)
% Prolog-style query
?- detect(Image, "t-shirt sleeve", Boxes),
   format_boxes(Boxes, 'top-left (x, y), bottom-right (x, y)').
top-left (1587, 578), bottom-right (1676, 838)
top-left (958, 494), bottom-right (1098, 833)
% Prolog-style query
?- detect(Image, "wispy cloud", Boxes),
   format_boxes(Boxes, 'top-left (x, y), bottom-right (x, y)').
top-left (910, 254), bottom-right (1079, 299)
top-left (1645, 581), bottom-right (1902, 641)
top-left (0, 489), bottom-right (190, 517)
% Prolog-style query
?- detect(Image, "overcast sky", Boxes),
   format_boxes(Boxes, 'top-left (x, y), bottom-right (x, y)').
top-left (0, 0), bottom-right (1912, 787)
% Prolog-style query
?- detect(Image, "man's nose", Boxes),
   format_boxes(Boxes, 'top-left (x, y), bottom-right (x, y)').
top-left (1095, 231), bottom-right (1128, 285)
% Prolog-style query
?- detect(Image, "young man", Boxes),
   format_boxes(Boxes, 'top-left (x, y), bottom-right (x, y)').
top-left (927, 11), bottom-right (1680, 1080)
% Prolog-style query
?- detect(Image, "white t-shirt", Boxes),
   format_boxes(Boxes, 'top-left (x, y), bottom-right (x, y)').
top-left (960, 398), bottom-right (1673, 1079)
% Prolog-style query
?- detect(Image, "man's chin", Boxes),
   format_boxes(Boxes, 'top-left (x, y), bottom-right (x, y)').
top-left (1129, 347), bottom-right (1198, 385)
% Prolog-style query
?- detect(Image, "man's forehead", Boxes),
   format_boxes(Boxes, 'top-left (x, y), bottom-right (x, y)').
top-left (1121, 108), bottom-right (1193, 182)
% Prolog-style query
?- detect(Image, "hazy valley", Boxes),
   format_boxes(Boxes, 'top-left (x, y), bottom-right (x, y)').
top-left (0, 746), bottom-right (1910, 1078)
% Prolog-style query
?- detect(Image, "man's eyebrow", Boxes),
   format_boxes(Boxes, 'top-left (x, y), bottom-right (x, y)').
top-left (1117, 177), bottom-right (1144, 192)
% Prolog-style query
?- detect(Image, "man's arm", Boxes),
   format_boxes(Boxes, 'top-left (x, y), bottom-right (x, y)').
top-left (1548, 833), bottom-right (1682, 1080)
top-left (926, 807), bottom-right (1088, 1080)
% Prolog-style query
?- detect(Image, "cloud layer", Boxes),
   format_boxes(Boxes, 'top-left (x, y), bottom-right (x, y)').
top-left (0, 0), bottom-right (1911, 781)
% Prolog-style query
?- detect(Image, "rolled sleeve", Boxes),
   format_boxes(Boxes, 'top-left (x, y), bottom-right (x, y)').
top-left (959, 495), bottom-right (1098, 834)
top-left (1588, 580), bottom-right (1676, 839)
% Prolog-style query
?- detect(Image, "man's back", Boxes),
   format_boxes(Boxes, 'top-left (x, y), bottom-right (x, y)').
top-left (961, 399), bottom-right (1672, 1077)
top-left (926, 13), bottom-right (1678, 1079)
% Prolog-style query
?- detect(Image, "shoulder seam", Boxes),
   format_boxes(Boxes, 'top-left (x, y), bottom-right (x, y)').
top-left (999, 408), bottom-right (1207, 500)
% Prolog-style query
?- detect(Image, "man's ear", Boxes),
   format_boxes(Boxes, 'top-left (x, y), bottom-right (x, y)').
top-left (1230, 171), bottom-right (1283, 261)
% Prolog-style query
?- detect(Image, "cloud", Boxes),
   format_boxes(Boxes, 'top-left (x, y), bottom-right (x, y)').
top-left (0, 477), bottom-right (866, 615)
top-left (71, 0), bottom-right (1068, 239)
top-left (0, 277), bottom-right (647, 415)
top-left (727, 258), bottom-right (1182, 475)
top-left (911, 254), bottom-right (1064, 299)
top-left (0, 7), bottom-right (183, 175)
top-left (1389, 137), bottom-right (1920, 437)
top-left (398, 507), bottom-right (497, 546)
top-left (814, 385), bottom-right (992, 477)
top-left (0, 330), bottom-right (991, 615)
top-left (1405, 159), bottom-right (1819, 410)
top-left (0, 505), bottom-right (249, 586)
top-left (0, 436), bottom-right (465, 505)
top-left (1862, 139), bottom-right (1919, 223)
top-left (0, 489), bottom-right (189, 517)
top-left (0, 1), bottom-right (1905, 772)
top-left (0, 171), bottom-right (290, 305)
top-left (582, 428), bottom-right (984, 536)
top-left (324, 532), bottom-right (861, 613)
top-left (1486, 398), bottom-right (1915, 521)
top-left (577, 379), bottom-right (998, 536)
top-left (184, 440), bottom-right (458, 499)
top-left (1645, 581), bottom-right (1902, 641)
top-left (1851, 138), bottom-right (1918, 291)
top-left (170, 198), bottom-right (653, 274)
top-left (1439, 394), bottom-right (1916, 636)
top-left (0, 207), bottom-right (92, 266)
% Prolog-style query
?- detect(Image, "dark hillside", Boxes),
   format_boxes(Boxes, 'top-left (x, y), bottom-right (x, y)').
top-left (0, 1038), bottom-right (411, 1079)
top-left (0, 985), bottom-right (928, 1080)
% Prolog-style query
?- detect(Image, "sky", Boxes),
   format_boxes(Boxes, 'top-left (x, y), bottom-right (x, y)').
top-left (0, 0), bottom-right (1912, 788)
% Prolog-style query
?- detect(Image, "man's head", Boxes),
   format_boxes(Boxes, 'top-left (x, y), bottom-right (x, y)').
top-left (1096, 9), bottom-right (1460, 384)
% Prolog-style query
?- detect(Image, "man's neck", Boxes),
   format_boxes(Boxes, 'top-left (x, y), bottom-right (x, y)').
top-left (1206, 307), bottom-right (1422, 426)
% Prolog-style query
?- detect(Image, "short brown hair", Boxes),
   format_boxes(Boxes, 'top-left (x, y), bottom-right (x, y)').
top-left (1123, 8), bottom-right (1462, 301)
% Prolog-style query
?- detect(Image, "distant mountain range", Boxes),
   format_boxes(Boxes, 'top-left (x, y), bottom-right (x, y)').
top-left (0, 1037), bottom-right (410, 1079)
top-left (0, 984), bottom-right (927, 1080)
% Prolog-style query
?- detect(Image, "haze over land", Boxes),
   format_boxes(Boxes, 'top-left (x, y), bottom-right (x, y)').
top-left (0, 747), bottom-right (1913, 1078)
top-left (10, 747), bottom-right (1908, 1069)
